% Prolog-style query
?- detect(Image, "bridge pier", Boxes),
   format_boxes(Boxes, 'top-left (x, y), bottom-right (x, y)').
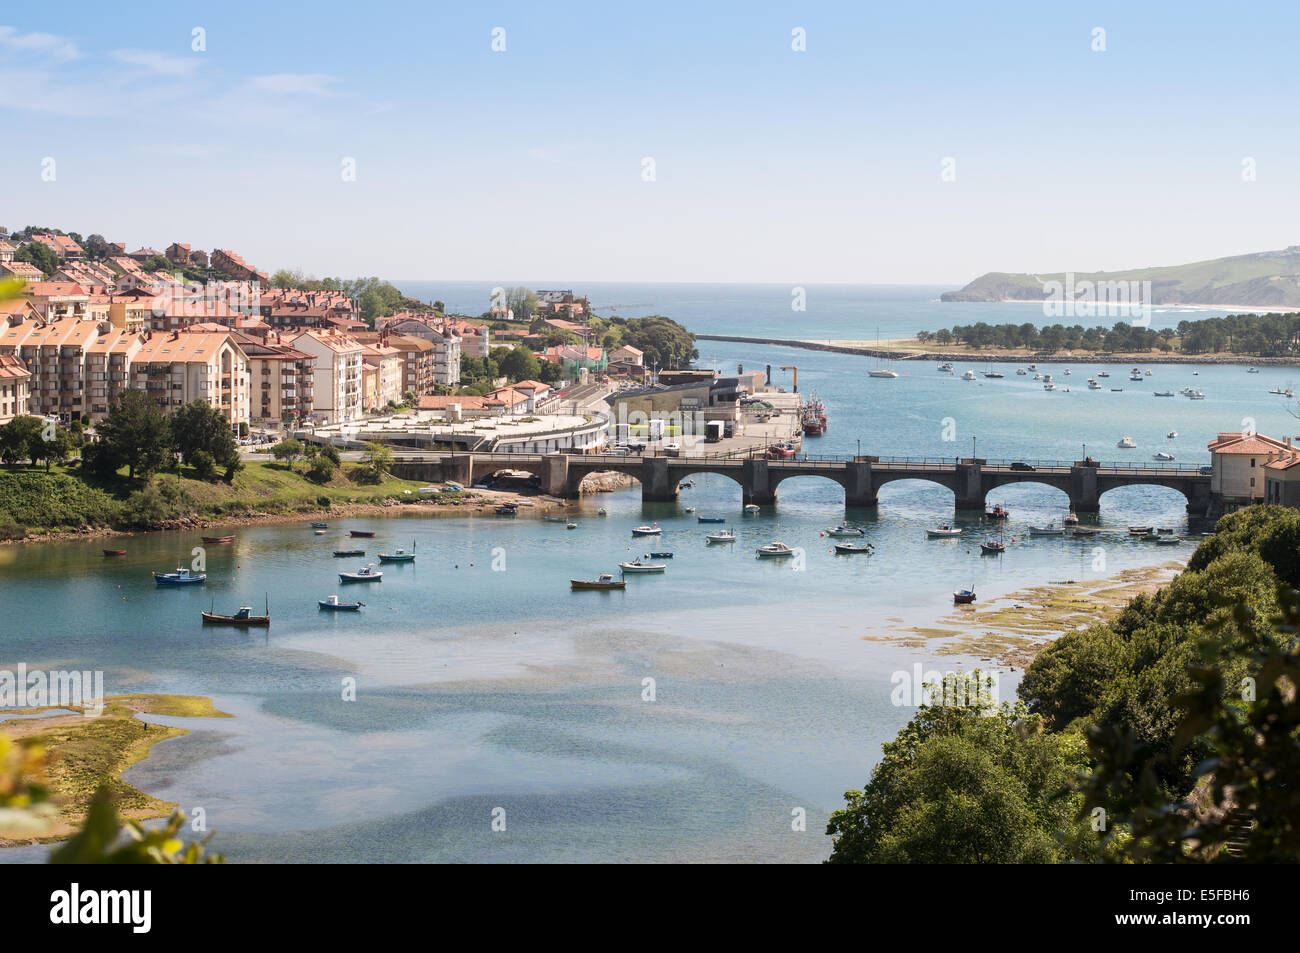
top-left (954, 461), bottom-right (985, 510)
top-left (1069, 465), bottom-right (1100, 513)
top-left (542, 454), bottom-right (576, 498)
top-left (742, 459), bottom-right (777, 505)
top-left (640, 457), bottom-right (678, 502)
top-left (844, 460), bottom-right (878, 507)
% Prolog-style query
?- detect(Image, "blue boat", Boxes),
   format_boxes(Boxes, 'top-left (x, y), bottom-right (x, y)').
top-left (310, 521), bottom-right (328, 528)
top-left (646, 551), bottom-right (674, 559)
top-left (154, 567), bottom-right (206, 585)
top-left (697, 516), bottom-right (726, 524)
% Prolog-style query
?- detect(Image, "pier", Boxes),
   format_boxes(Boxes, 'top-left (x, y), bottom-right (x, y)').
top-left (389, 451), bottom-right (1213, 513)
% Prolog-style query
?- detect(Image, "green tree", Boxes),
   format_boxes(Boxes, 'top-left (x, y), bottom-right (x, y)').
top-left (171, 401), bottom-right (239, 478)
top-left (0, 415), bottom-right (44, 465)
top-left (93, 389), bottom-right (171, 479)
top-left (359, 442), bottom-right (393, 480)
top-left (271, 438), bottom-right (305, 470)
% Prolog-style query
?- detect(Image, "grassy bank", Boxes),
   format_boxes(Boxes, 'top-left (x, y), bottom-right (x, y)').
top-left (0, 460), bottom-right (434, 538)
top-left (0, 694), bottom-right (230, 846)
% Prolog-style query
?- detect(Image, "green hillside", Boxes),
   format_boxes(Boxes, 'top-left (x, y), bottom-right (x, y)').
top-left (942, 246), bottom-right (1300, 307)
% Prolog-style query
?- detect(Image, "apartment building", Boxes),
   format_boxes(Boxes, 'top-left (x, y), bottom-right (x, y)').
top-left (0, 354), bottom-right (31, 422)
top-left (285, 329), bottom-right (363, 424)
top-left (233, 332), bottom-right (316, 429)
top-left (359, 341), bottom-right (403, 412)
top-left (130, 330), bottom-right (251, 429)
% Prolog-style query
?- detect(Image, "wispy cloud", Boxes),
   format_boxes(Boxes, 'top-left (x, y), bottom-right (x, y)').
top-left (111, 48), bottom-right (199, 76)
top-left (248, 73), bottom-right (333, 96)
top-left (0, 25), bottom-right (80, 62)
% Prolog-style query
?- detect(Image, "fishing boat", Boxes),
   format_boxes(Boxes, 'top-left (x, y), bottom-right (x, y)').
top-left (1029, 524), bottom-right (1064, 535)
top-left (1153, 451), bottom-right (1175, 461)
top-left (1097, 371), bottom-right (1109, 378)
top-left (103, 549), bottom-right (126, 557)
top-left (705, 530), bottom-right (737, 543)
top-left (1269, 386), bottom-right (1288, 395)
top-left (333, 549), bottom-right (366, 557)
top-left (619, 559), bottom-right (667, 573)
top-left (985, 504), bottom-right (1010, 520)
top-left (755, 541), bottom-right (796, 558)
top-left (833, 542), bottom-right (873, 554)
top-left (318, 595), bottom-right (364, 611)
top-left (1129, 369), bottom-right (1143, 381)
top-left (1128, 525), bottom-right (1153, 536)
top-left (743, 504), bottom-right (761, 514)
top-left (154, 567), bottom-right (206, 585)
top-left (1187, 389), bottom-right (1205, 400)
top-left (631, 524), bottom-right (662, 536)
top-left (1087, 379), bottom-right (1101, 390)
top-left (1071, 526), bottom-right (1097, 536)
top-left (349, 530), bottom-right (376, 538)
top-left (1116, 436), bottom-right (1137, 448)
top-left (202, 598), bottom-right (270, 627)
top-left (571, 574), bottom-right (626, 590)
top-left (697, 516), bottom-right (726, 524)
top-left (926, 524), bottom-right (962, 538)
top-left (495, 505), bottom-right (518, 516)
top-left (202, 535), bottom-right (235, 544)
top-left (310, 521), bottom-right (328, 528)
top-left (1028, 364), bottom-right (1037, 371)
top-left (1064, 511), bottom-right (1079, 525)
top-left (979, 537), bottom-right (1005, 555)
top-left (1156, 536), bottom-right (1182, 545)
top-left (953, 588), bottom-right (977, 605)
top-left (339, 565), bottom-right (383, 582)
top-left (801, 395), bottom-right (830, 433)
top-left (378, 548), bottom-right (416, 563)
top-left (825, 524), bottom-right (865, 538)
top-left (983, 371), bottom-right (1004, 379)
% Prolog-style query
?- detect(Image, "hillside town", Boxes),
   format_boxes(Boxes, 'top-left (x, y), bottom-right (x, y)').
top-left (0, 230), bottom-right (661, 438)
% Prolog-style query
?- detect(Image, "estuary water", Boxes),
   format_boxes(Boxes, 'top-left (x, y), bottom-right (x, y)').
top-left (2, 283), bottom-right (1291, 863)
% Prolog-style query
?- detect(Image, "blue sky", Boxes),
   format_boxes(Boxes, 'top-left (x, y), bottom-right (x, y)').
top-left (2, 2), bottom-right (1298, 284)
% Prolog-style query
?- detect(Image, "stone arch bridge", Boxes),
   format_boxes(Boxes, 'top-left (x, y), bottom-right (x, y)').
top-left (389, 452), bottom-right (1213, 513)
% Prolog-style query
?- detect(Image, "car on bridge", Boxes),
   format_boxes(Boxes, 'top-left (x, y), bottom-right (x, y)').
top-left (1199, 465), bottom-right (1212, 475)
top-left (1010, 461), bottom-right (1036, 471)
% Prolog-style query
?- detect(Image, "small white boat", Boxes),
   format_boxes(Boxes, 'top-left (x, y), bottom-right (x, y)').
top-left (619, 559), bottom-right (666, 573)
top-left (1167, 431), bottom-right (1178, 438)
top-left (755, 542), bottom-right (796, 558)
top-left (1128, 525), bottom-right (1153, 536)
top-left (1248, 367), bottom-right (1260, 373)
top-left (1153, 451), bottom-right (1174, 461)
top-left (1043, 383), bottom-right (1056, 391)
top-left (1144, 369), bottom-right (1152, 376)
top-left (1097, 371), bottom-right (1109, 378)
top-left (631, 524), bottom-right (662, 536)
top-left (1154, 390), bottom-right (1174, 397)
top-left (834, 542), bottom-right (873, 554)
top-left (339, 565), bottom-right (383, 583)
top-left (1188, 391), bottom-right (1205, 400)
top-left (1155, 536), bottom-right (1182, 545)
top-left (869, 369), bottom-right (899, 379)
top-left (1015, 368), bottom-right (1027, 375)
top-left (1028, 524), bottom-right (1064, 535)
top-left (960, 370), bottom-right (977, 381)
top-left (1088, 379), bottom-right (1101, 390)
top-left (705, 530), bottom-right (737, 543)
top-left (926, 524), bottom-right (962, 538)
top-left (1028, 364), bottom-right (1037, 371)
top-left (743, 504), bottom-right (761, 514)
top-left (1064, 512), bottom-right (1079, 525)
top-left (825, 525), bottom-right (865, 538)
top-left (938, 362), bottom-right (954, 372)
top-left (1117, 436), bottom-right (1137, 448)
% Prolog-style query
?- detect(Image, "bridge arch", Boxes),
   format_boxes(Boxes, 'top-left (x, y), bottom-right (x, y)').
top-left (874, 476), bottom-right (959, 508)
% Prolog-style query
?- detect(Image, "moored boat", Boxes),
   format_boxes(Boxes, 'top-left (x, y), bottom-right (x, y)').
top-left (319, 594), bottom-right (364, 611)
top-left (339, 565), bottom-right (383, 582)
top-left (824, 524), bottom-right (865, 538)
top-left (1071, 526), bottom-right (1097, 536)
top-left (697, 516), bottom-right (726, 524)
top-left (202, 602), bottom-right (270, 627)
top-left (349, 530), bottom-right (376, 538)
top-left (705, 530), bottom-right (737, 543)
top-left (619, 559), bottom-right (667, 573)
top-left (1128, 525), bottom-right (1153, 536)
top-left (926, 524), bottom-right (962, 538)
top-left (154, 567), bottom-right (206, 585)
top-left (1117, 436), bottom-right (1137, 448)
top-left (833, 542), bottom-right (873, 554)
top-left (631, 524), bottom-right (662, 536)
top-left (378, 549), bottom-right (416, 563)
top-left (571, 574), bottom-right (626, 590)
top-left (333, 549), bottom-right (366, 557)
top-left (201, 535), bottom-right (235, 544)
top-left (103, 549), bottom-right (126, 557)
top-left (985, 504), bottom-right (1010, 520)
top-left (310, 521), bottom-right (328, 528)
top-left (953, 588), bottom-right (976, 604)
top-left (755, 541), bottom-right (796, 558)
top-left (979, 538), bottom-right (1005, 554)
top-left (743, 504), bottom-right (761, 514)
top-left (1029, 524), bottom-right (1063, 535)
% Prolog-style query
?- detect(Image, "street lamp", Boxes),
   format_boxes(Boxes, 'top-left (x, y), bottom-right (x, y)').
top-left (971, 435), bottom-right (976, 461)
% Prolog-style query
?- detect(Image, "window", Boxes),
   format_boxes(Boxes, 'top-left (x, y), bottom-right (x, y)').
top-left (1251, 458), bottom-right (1256, 467)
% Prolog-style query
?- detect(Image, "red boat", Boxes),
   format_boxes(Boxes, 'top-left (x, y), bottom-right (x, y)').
top-left (985, 504), bottom-right (1010, 520)
top-left (801, 395), bottom-right (828, 436)
top-left (103, 549), bottom-right (126, 557)
top-left (350, 530), bottom-right (376, 538)
top-left (202, 535), bottom-right (235, 544)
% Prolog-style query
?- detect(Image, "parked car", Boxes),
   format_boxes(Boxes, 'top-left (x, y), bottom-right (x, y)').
top-left (1199, 465), bottom-right (1212, 475)
top-left (664, 443), bottom-right (681, 457)
top-left (1009, 461), bottom-right (1035, 471)
top-left (602, 447), bottom-right (631, 456)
